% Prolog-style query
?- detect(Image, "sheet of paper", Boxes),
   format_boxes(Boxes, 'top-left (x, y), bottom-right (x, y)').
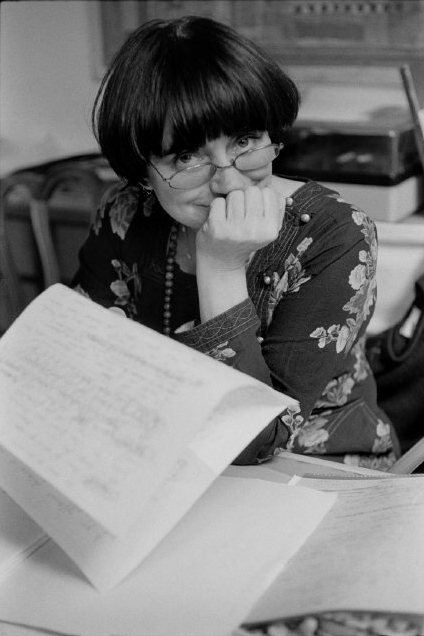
top-left (0, 488), bottom-right (47, 582)
top-left (1, 421), bottom-right (294, 592)
top-left (190, 388), bottom-right (296, 472)
top-left (273, 450), bottom-right (391, 477)
top-left (0, 284), bottom-right (296, 590)
top-left (0, 445), bottom-right (215, 591)
top-left (247, 476), bottom-right (424, 624)
top-left (0, 476), bottom-right (335, 636)
top-left (0, 284), bottom-right (291, 538)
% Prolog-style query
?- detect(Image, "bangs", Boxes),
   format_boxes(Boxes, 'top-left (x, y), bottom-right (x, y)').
top-left (139, 33), bottom-right (295, 158)
top-left (151, 70), bottom-right (273, 157)
top-left (93, 16), bottom-right (300, 184)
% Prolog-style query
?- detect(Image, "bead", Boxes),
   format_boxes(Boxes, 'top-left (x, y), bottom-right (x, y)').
top-left (263, 274), bottom-right (272, 285)
top-left (285, 196), bottom-right (294, 207)
top-left (108, 307), bottom-right (126, 317)
top-left (298, 616), bottom-right (318, 636)
top-left (162, 224), bottom-right (179, 335)
top-left (300, 213), bottom-right (311, 223)
top-left (257, 336), bottom-right (264, 344)
top-left (268, 623), bottom-right (290, 636)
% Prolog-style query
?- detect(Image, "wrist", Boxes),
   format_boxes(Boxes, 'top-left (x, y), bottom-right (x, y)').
top-left (196, 261), bottom-right (248, 322)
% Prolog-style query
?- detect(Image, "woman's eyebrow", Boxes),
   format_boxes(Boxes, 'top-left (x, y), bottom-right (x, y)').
top-left (161, 141), bottom-right (199, 158)
top-left (160, 141), bottom-right (186, 157)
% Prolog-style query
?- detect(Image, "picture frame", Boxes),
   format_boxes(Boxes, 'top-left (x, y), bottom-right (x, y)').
top-left (89, 0), bottom-right (424, 81)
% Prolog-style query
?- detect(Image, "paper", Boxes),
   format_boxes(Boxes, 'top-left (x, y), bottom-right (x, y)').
top-left (0, 476), bottom-right (335, 636)
top-left (0, 284), bottom-right (225, 536)
top-left (0, 284), bottom-right (296, 590)
top-left (273, 450), bottom-right (391, 477)
top-left (0, 487), bottom-right (47, 582)
top-left (247, 476), bottom-right (424, 624)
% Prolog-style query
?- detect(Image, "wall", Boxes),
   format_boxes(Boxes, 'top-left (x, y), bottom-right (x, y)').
top-left (0, 0), bottom-right (100, 175)
top-left (0, 0), bottom-right (411, 178)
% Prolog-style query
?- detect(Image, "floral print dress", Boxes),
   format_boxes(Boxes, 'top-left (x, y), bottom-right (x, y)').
top-left (72, 179), bottom-right (400, 470)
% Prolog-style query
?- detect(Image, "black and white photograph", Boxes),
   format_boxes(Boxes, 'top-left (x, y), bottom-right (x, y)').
top-left (1, 2), bottom-right (424, 635)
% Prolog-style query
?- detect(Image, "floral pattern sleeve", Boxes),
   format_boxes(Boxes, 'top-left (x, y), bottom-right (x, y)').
top-left (261, 194), bottom-right (399, 468)
top-left (71, 183), bottom-right (142, 312)
top-left (177, 188), bottom-right (399, 468)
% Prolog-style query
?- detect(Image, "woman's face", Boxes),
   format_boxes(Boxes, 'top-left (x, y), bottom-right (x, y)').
top-left (146, 130), bottom-right (274, 230)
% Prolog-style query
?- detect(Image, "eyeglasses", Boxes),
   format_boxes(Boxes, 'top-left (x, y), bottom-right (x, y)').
top-left (145, 142), bottom-right (284, 190)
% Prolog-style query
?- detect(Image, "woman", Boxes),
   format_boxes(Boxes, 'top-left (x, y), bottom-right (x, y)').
top-left (72, 15), bottom-right (400, 468)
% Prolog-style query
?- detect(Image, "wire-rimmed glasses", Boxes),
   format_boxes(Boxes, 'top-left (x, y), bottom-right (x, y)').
top-left (145, 142), bottom-right (284, 190)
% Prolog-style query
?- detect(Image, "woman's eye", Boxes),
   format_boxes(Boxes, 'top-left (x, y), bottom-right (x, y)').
top-left (237, 136), bottom-right (253, 149)
top-left (235, 133), bottom-right (264, 151)
top-left (176, 151), bottom-right (202, 168)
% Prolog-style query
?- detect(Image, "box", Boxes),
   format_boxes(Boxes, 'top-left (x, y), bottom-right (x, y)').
top-left (275, 111), bottom-right (424, 221)
top-left (276, 112), bottom-right (421, 185)
top-left (321, 176), bottom-right (423, 223)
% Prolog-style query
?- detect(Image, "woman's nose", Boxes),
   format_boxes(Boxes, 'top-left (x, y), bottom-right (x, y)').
top-left (209, 164), bottom-right (248, 196)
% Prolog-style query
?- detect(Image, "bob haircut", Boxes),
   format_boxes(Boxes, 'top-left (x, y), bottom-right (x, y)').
top-left (93, 16), bottom-right (300, 186)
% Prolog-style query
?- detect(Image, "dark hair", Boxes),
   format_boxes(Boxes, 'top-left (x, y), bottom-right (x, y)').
top-left (93, 16), bottom-right (300, 185)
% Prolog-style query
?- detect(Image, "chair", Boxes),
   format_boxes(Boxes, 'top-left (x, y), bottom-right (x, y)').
top-left (0, 154), bottom-right (118, 333)
top-left (0, 179), bottom-right (27, 329)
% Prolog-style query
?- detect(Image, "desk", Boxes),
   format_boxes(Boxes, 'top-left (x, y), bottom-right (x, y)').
top-left (1, 455), bottom-right (423, 636)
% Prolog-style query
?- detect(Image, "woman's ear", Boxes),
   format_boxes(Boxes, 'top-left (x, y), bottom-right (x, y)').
top-left (140, 179), bottom-right (154, 196)
top-left (140, 179), bottom-right (156, 217)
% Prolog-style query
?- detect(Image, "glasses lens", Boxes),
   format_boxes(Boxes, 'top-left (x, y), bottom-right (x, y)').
top-left (235, 144), bottom-right (281, 171)
top-left (170, 164), bottom-right (216, 189)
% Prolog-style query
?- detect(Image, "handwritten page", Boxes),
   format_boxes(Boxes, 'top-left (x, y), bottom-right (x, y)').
top-left (0, 487), bottom-right (47, 582)
top-left (246, 476), bottom-right (424, 624)
top-left (0, 284), bottom-right (296, 589)
top-left (0, 476), bottom-right (335, 636)
top-left (271, 450), bottom-right (391, 477)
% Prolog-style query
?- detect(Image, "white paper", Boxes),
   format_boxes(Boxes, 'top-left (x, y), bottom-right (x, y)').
top-left (0, 285), bottom-right (225, 536)
top-left (0, 488), bottom-right (47, 582)
top-left (0, 445), bottom-right (216, 591)
top-left (0, 284), bottom-right (296, 590)
top-left (247, 476), bottom-right (424, 623)
top-left (0, 476), bottom-right (335, 636)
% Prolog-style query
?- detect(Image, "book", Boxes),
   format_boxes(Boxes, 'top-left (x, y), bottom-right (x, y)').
top-left (244, 470), bottom-right (424, 630)
top-left (0, 283), bottom-right (299, 592)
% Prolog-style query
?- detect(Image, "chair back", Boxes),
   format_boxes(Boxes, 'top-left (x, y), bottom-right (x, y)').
top-left (0, 155), bottom-right (118, 333)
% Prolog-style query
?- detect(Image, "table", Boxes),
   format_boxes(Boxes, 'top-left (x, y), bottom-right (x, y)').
top-left (1, 454), bottom-right (423, 636)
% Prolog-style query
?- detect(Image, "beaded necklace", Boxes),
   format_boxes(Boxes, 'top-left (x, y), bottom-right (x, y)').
top-left (163, 224), bottom-right (179, 336)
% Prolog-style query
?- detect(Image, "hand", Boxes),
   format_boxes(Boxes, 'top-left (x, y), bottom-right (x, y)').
top-left (196, 186), bottom-right (285, 272)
